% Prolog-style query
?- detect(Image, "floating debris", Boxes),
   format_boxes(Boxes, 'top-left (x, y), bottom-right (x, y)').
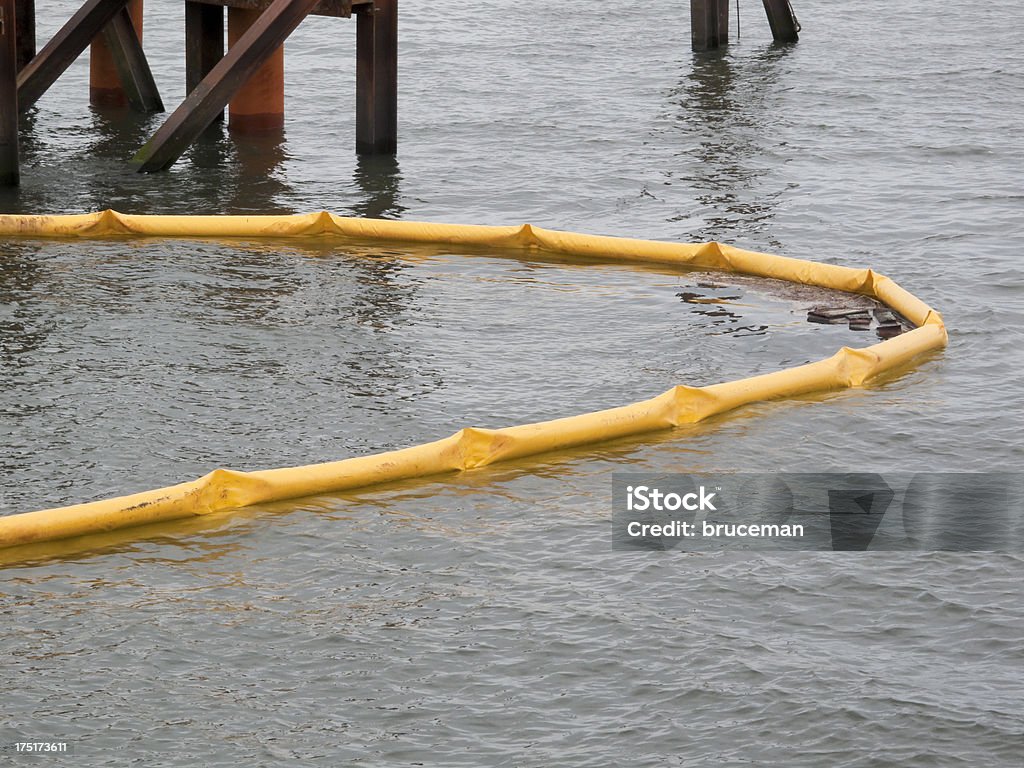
top-left (849, 317), bottom-right (872, 331)
top-left (807, 312), bottom-right (848, 324)
top-left (808, 306), bottom-right (871, 325)
top-left (873, 308), bottom-right (898, 324)
top-left (876, 323), bottom-right (904, 339)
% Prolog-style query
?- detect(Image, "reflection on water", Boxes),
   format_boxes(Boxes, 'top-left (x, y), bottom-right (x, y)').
top-left (352, 154), bottom-right (405, 219)
top-left (226, 132), bottom-right (295, 214)
top-left (666, 45), bottom-right (793, 244)
top-left (86, 106), bottom-right (164, 163)
top-left (1, 108), bottom-right (300, 216)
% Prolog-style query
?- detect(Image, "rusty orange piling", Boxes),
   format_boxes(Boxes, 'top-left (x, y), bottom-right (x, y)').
top-left (89, 0), bottom-right (141, 106)
top-left (226, 6), bottom-right (284, 133)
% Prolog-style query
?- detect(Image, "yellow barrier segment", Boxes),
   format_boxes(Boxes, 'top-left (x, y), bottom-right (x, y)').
top-left (0, 211), bottom-right (947, 553)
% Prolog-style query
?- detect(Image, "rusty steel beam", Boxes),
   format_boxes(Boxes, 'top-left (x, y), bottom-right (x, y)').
top-left (132, 0), bottom-right (320, 172)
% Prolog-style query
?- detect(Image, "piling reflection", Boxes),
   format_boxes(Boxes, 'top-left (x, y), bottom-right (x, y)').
top-left (1, 109), bottom-right (304, 215)
top-left (667, 45), bottom-right (793, 244)
top-left (182, 126), bottom-right (297, 214)
top-left (87, 106), bottom-right (163, 163)
top-left (351, 153), bottom-right (405, 219)
top-left (226, 130), bottom-right (295, 214)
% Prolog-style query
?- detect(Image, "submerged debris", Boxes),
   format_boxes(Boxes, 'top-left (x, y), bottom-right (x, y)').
top-left (679, 273), bottom-right (916, 341)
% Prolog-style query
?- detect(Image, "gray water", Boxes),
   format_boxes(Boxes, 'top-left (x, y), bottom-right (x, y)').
top-left (2, 1), bottom-right (1024, 764)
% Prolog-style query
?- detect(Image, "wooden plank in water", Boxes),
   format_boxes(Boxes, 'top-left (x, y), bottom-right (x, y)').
top-left (1, 0), bottom-right (19, 184)
top-left (761, 0), bottom-right (799, 43)
top-left (133, 0), bottom-right (320, 172)
top-left (16, 0), bottom-right (130, 110)
top-left (356, 0), bottom-right (397, 154)
top-left (101, 6), bottom-right (163, 112)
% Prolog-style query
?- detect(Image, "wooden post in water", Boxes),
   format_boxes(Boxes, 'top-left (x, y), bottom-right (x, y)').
top-left (355, 0), bottom-right (397, 154)
top-left (227, 6), bottom-right (284, 132)
top-left (14, 0), bottom-right (33, 71)
top-left (185, 0), bottom-right (224, 121)
top-left (690, 0), bottom-right (726, 51)
top-left (89, 0), bottom-right (141, 106)
top-left (761, 0), bottom-right (799, 43)
top-left (0, 0), bottom-right (18, 185)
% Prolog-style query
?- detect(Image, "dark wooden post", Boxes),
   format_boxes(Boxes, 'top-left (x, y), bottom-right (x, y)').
top-left (185, 1), bottom-right (223, 124)
top-left (0, 0), bottom-right (18, 185)
top-left (691, 0), bottom-right (725, 51)
top-left (356, 0), bottom-right (397, 154)
top-left (761, 0), bottom-right (799, 43)
top-left (185, 3), bottom-right (223, 88)
top-left (14, 0), bottom-right (32, 71)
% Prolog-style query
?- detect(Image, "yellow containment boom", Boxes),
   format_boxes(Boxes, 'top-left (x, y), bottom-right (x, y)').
top-left (0, 211), bottom-right (947, 553)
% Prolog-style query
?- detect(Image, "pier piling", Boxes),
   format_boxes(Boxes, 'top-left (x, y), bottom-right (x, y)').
top-left (761, 0), bottom-right (799, 43)
top-left (17, 0), bottom-right (132, 111)
top-left (227, 6), bottom-right (284, 132)
top-left (184, 1), bottom-right (224, 120)
top-left (1, 0), bottom-right (18, 185)
top-left (690, 0), bottom-right (726, 51)
top-left (132, 0), bottom-right (319, 172)
top-left (14, 0), bottom-right (32, 71)
top-left (355, 0), bottom-right (397, 154)
top-left (98, 5), bottom-right (163, 111)
top-left (89, 0), bottom-right (140, 107)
